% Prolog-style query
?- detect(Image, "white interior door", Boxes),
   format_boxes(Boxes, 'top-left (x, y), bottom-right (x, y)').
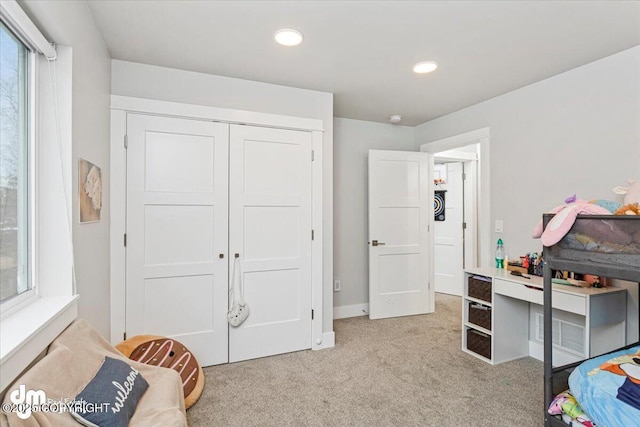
top-left (368, 150), bottom-right (433, 320)
top-left (228, 125), bottom-right (312, 362)
top-left (126, 114), bottom-right (229, 366)
top-left (434, 162), bottom-right (464, 296)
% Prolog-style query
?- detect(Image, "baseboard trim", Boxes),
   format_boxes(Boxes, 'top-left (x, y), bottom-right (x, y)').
top-left (313, 331), bottom-right (335, 350)
top-left (333, 303), bottom-right (369, 319)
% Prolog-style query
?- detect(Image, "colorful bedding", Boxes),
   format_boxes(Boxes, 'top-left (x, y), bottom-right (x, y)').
top-left (548, 390), bottom-right (596, 426)
top-left (568, 345), bottom-right (640, 427)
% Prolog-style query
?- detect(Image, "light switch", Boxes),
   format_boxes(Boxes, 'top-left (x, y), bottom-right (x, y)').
top-left (495, 220), bottom-right (503, 233)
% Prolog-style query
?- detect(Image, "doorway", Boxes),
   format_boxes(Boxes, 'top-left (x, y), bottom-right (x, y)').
top-left (420, 128), bottom-right (491, 296)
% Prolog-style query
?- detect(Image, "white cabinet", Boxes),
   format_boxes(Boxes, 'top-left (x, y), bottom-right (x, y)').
top-left (463, 268), bottom-right (626, 366)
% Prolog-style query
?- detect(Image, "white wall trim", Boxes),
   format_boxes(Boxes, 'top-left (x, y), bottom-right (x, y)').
top-left (110, 96), bottom-right (329, 351)
top-left (111, 95), bottom-right (324, 132)
top-left (421, 128), bottom-right (491, 267)
top-left (109, 109), bottom-right (126, 344)
top-left (0, 295), bottom-right (78, 391)
top-left (314, 331), bottom-right (335, 350)
top-left (334, 303), bottom-right (369, 319)
top-left (311, 130), bottom-right (327, 349)
top-left (434, 149), bottom-right (478, 163)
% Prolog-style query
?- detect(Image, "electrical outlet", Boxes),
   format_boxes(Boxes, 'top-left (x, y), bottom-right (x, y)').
top-left (334, 280), bottom-right (341, 292)
top-left (495, 219), bottom-right (503, 233)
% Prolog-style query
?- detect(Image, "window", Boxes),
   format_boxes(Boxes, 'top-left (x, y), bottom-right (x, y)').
top-left (0, 21), bottom-right (31, 305)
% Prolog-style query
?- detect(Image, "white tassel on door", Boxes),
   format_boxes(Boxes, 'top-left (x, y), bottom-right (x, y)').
top-left (227, 255), bottom-right (249, 327)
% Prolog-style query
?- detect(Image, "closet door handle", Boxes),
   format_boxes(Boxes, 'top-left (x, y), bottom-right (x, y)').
top-left (371, 240), bottom-right (386, 247)
top-left (235, 253), bottom-right (240, 258)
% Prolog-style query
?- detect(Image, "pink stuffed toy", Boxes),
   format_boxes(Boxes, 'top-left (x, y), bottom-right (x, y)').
top-left (532, 195), bottom-right (610, 246)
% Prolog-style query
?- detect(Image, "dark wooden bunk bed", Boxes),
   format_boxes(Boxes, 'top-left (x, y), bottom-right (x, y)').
top-left (542, 214), bottom-right (640, 427)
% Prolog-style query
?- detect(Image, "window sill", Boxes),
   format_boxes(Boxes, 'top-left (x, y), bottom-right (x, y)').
top-left (0, 295), bottom-right (78, 391)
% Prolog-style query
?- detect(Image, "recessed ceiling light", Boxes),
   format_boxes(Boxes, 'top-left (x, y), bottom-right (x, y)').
top-left (413, 61), bottom-right (438, 74)
top-left (275, 29), bottom-right (303, 46)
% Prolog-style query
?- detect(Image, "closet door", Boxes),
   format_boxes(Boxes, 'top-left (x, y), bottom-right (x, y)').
top-left (228, 125), bottom-right (312, 362)
top-left (126, 114), bottom-right (229, 366)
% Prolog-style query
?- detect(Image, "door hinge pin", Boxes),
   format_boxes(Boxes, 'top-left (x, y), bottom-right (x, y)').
top-left (312, 230), bottom-right (314, 240)
top-left (311, 150), bottom-right (315, 161)
top-left (311, 309), bottom-right (314, 320)
top-left (124, 332), bottom-right (127, 340)
top-left (462, 172), bottom-right (466, 180)
top-left (124, 234), bottom-right (127, 247)
top-left (463, 222), bottom-right (467, 229)
top-left (124, 135), bottom-right (128, 149)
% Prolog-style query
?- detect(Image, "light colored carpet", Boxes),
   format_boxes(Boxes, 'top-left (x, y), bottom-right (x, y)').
top-left (187, 293), bottom-right (543, 426)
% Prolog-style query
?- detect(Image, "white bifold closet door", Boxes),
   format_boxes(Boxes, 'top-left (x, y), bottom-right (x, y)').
top-left (126, 114), bottom-right (313, 366)
top-left (126, 114), bottom-right (230, 366)
top-left (228, 125), bottom-right (312, 363)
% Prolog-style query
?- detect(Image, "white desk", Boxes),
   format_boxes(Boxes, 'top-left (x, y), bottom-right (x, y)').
top-left (462, 267), bottom-right (626, 365)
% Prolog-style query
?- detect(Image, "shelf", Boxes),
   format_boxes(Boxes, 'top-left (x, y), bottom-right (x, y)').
top-left (464, 296), bottom-right (492, 307)
top-left (465, 322), bottom-right (492, 336)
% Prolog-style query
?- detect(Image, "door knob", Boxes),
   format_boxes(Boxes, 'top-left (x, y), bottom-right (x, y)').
top-left (372, 240), bottom-right (386, 247)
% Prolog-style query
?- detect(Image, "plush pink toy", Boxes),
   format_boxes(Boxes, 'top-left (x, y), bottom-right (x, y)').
top-left (613, 179), bottom-right (640, 205)
top-left (532, 195), bottom-right (610, 246)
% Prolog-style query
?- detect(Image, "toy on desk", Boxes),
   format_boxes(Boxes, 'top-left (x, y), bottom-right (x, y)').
top-left (531, 194), bottom-right (610, 246)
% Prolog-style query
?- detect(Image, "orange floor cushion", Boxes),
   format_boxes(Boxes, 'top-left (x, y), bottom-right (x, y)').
top-left (116, 335), bottom-right (204, 409)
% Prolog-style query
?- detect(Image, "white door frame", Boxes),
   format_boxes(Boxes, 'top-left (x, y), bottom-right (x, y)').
top-left (433, 154), bottom-right (477, 271)
top-left (420, 128), bottom-right (491, 268)
top-left (109, 95), bottom-right (327, 353)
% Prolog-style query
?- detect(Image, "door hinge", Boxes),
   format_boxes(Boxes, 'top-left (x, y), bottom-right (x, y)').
top-left (463, 222), bottom-right (467, 230)
top-left (123, 332), bottom-right (127, 340)
top-left (311, 309), bottom-right (314, 320)
top-left (462, 172), bottom-right (466, 180)
top-left (124, 234), bottom-right (127, 247)
top-left (124, 134), bottom-right (128, 149)
top-left (311, 150), bottom-right (315, 161)
top-left (428, 225), bottom-right (430, 232)
top-left (312, 230), bottom-right (315, 240)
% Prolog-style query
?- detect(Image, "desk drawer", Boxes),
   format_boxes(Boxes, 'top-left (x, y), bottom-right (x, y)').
top-left (494, 279), bottom-right (586, 315)
top-left (554, 292), bottom-right (585, 316)
top-left (494, 279), bottom-right (542, 304)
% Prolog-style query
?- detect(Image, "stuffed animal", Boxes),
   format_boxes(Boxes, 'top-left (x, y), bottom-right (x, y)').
top-left (613, 179), bottom-right (640, 205)
top-left (614, 203), bottom-right (640, 216)
top-left (591, 199), bottom-right (621, 213)
top-left (532, 194), bottom-right (610, 246)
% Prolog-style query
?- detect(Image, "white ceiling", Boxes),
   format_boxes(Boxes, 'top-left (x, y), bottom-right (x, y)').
top-left (87, 1), bottom-right (640, 126)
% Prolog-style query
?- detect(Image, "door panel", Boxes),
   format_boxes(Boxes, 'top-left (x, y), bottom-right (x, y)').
top-left (126, 114), bottom-right (229, 366)
top-left (434, 162), bottom-right (464, 296)
top-left (229, 125), bottom-right (312, 363)
top-left (368, 150), bottom-right (433, 320)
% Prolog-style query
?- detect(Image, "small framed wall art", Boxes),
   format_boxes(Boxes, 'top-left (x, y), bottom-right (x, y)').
top-left (79, 158), bottom-right (103, 223)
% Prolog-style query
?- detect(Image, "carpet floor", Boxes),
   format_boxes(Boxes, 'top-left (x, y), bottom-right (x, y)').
top-left (187, 293), bottom-right (544, 426)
